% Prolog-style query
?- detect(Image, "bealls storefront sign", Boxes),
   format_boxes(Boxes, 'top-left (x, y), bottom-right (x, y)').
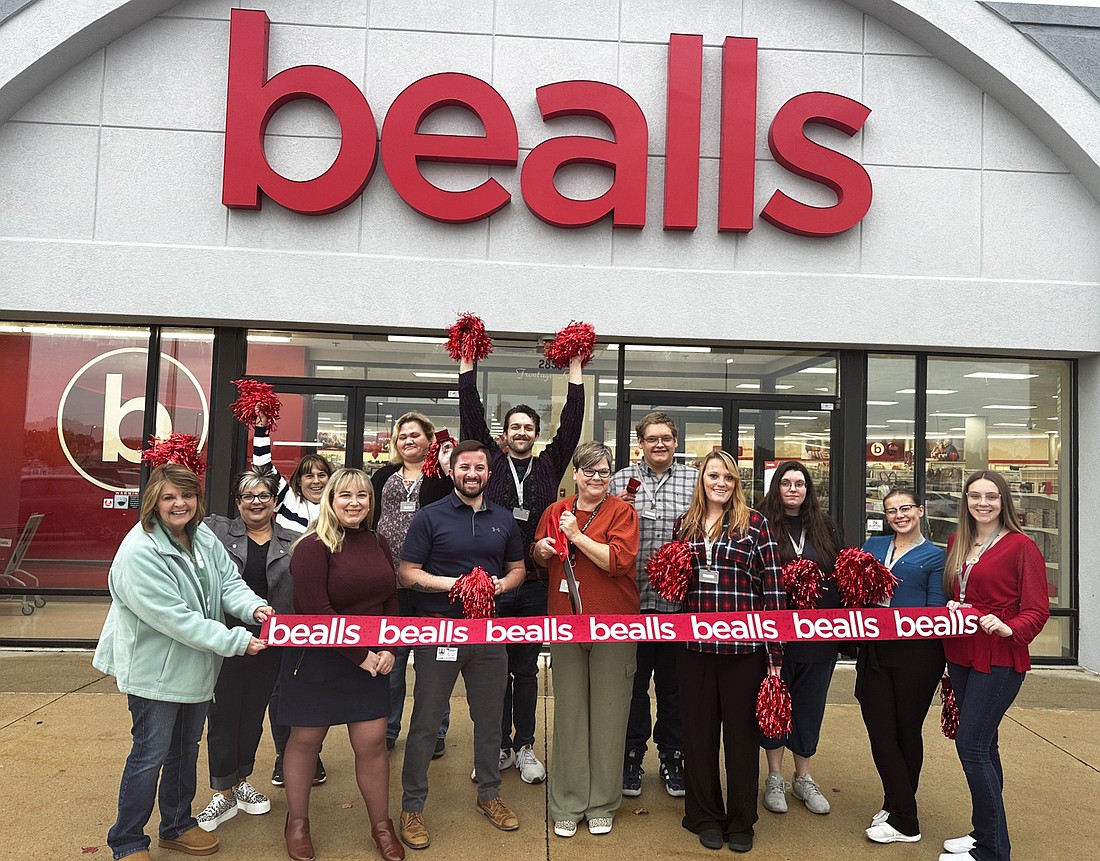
top-left (222, 10), bottom-right (873, 238)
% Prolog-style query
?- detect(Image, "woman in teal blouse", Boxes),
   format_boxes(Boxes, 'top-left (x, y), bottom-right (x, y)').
top-left (858, 489), bottom-right (946, 846)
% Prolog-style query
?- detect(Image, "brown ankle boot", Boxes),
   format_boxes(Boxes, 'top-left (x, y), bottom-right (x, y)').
top-left (284, 814), bottom-right (314, 861)
top-left (372, 818), bottom-right (406, 861)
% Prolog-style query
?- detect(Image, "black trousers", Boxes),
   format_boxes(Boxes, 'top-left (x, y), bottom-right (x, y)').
top-left (678, 647), bottom-right (767, 841)
top-left (856, 639), bottom-right (945, 836)
top-left (207, 646), bottom-right (281, 790)
top-left (625, 626), bottom-right (682, 758)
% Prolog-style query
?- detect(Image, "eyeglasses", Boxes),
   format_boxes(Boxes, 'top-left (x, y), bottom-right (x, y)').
top-left (779, 480), bottom-right (806, 489)
top-left (967, 492), bottom-right (1001, 503)
top-left (579, 468), bottom-right (611, 478)
top-left (239, 492), bottom-right (274, 503)
top-left (884, 504), bottom-right (918, 516)
top-left (642, 435), bottom-right (675, 445)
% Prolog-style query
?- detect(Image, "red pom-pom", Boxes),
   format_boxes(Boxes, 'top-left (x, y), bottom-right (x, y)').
top-left (231, 379), bottom-right (282, 432)
top-left (646, 540), bottom-right (694, 603)
top-left (421, 430), bottom-right (454, 479)
top-left (141, 433), bottom-right (206, 476)
top-left (544, 321), bottom-right (597, 368)
top-left (449, 566), bottom-right (497, 619)
top-left (445, 313), bottom-right (493, 362)
top-left (756, 675), bottom-right (792, 739)
top-left (781, 557), bottom-right (824, 609)
top-left (834, 547), bottom-right (899, 607)
top-left (940, 675), bottom-right (959, 739)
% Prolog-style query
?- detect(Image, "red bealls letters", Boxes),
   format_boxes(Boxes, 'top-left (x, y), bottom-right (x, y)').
top-left (223, 10), bottom-right (873, 237)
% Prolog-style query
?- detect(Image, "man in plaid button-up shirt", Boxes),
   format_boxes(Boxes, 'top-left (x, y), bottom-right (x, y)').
top-left (609, 412), bottom-right (697, 798)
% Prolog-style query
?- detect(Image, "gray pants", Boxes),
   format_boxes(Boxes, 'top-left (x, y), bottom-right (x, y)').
top-left (401, 643), bottom-right (508, 811)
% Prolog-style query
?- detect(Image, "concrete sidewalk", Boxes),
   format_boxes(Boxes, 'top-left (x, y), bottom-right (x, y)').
top-left (0, 651), bottom-right (1096, 860)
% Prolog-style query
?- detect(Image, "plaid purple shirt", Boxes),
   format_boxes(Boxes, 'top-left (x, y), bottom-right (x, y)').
top-left (676, 509), bottom-right (786, 662)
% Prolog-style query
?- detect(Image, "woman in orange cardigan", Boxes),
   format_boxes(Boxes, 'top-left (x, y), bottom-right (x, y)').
top-left (533, 442), bottom-right (640, 840)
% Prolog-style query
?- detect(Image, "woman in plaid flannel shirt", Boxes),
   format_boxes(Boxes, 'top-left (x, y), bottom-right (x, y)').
top-left (674, 449), bottom-right (785, 854)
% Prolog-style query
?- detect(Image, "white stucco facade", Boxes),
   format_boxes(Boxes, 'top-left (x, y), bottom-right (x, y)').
top-left (0, 0), bottom-right (1097, 665)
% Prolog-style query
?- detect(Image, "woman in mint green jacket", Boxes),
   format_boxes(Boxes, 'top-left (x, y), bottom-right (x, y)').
top-left (94, 464), bottom-right (273, 861)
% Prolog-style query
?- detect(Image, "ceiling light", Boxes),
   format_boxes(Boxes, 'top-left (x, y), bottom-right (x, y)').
top-left (624, 344), bottom-right (711, 353)
top-left (867, 400), bottom-right (899, 406)
top-left (598, 402), bottom-right (608, 407)
top-left (886, 419), bottom-right (916, 424)
top-left (984, 404), bottom-right (1037, 410)
top-left (247, 334), bottom-right (292, 343)
top-left (994, 423), bottom-right (1027, 428)
top-left (798, 367), bottom-right (836, 374)
top-left (387, 335), bottom-right (445, 344)
top-left (737, 383), bottom-right (761, 389)
top-left (316, 365), bottom-right (345, 371)
top-left (778, 415), bottom-right (817, 421)
top-left (896, 388), bottom-right (957, 395)
top-left (932, 412), bottom-right (976, 417)
top-left (774, 384), bottom-right (794, 390)
top-left (412, 372), bottom-right (458, 379)
top-left (963, 372), bottom-right (1038, 380)
top-left (865, 424), bottom-right (889, 429)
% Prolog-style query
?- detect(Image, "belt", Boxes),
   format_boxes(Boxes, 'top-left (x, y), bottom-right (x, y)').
top-left (525, 568), bottom-right (549, 582)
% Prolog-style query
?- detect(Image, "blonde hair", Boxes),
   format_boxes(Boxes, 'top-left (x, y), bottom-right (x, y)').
top-left (294, 468), bottom-right (374, 555)
top-left (944, 470), bottom-right (1025, 595)
top-left (678, 450), bottom-right (750, 540)
top-left (388, 412), bottom-right (435, 465)
top-left (140, 465), bottom-right (205, 533)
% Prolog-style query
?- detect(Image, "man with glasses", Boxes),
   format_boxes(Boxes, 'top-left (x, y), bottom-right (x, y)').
top-left (457, 354), bottom-right (585, 785)
top-left (610, 412), bottom-right (697, 798)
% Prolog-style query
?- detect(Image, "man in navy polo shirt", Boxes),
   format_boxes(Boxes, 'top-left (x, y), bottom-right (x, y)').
top-left (396, 440), bottom-right (527, 850)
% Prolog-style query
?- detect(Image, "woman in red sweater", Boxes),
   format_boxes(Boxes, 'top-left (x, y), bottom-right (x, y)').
top-left (939, 470), bottom-right (1049, 861)
top-left (533, 442), bottom-right (640, 840)
top-left (279, 468), bottom-right (403, 861)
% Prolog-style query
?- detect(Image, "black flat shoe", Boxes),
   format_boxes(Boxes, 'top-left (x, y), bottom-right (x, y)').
top-left (728, 833), bottom-right (753, 853)
top-left (699, 828), bottom-right (724, 850)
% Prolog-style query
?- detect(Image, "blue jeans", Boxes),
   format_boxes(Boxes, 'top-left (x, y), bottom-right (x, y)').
top-left (948, 662), bottom-right (1025, 861)
top-left (496, 578), bottom-right (548, 750)
top-left (107, 695), bottom-right (209, 860)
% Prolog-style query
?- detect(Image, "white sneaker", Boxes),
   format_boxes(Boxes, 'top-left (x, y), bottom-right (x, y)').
top-left (515, 745), bottom-right (546, 784)
top-left (866, 822), bottom-right (921, 843)
top-left (588, 817), bottom-right (613, 835)
top-left (870, 809), bottom-right (888, 826)
top-left (763, 772), bottom-right (788, 813)
top-left (938, 853), bottom-right (978, 861)
top-left (233, 780), bottom-right (271, 815)
top-left (792, 774), bottom-right (831, 814)
top-left (943, 835), bottom-right (977, 853)
top-left (196, 793), bottom-right (237, 831)
top-left (553, 820), bottom-right (577, 838)
top-left (472, 749), bottom-right (515, 782)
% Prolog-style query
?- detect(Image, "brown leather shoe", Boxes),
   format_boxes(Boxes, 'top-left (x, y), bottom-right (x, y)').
top-left (477, 795), bottom-right (519, 831)
top-left (372, 818), bottom-right (406, 861)
top-left (284, 815), bottom-right (315, 861)
top-left (399, 811), bottom-right (430, 849)
top-left (159, 825), bottom-right (219, 856)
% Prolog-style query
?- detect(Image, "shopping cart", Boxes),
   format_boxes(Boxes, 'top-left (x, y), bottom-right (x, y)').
top-left (0, 514), bottom-right (46, 615)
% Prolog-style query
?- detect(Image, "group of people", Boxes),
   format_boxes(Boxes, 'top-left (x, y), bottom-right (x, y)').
top-left (92, 356), bottom-right (1049, 861)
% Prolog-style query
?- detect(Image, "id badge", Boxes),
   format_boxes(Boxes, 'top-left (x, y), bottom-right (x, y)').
top-left (436, 646), bottom-right (458, 662)
top-left (641, 509), bottom-right (659, 521)
top-left (512, 507), bottom-right (530, 522)
top-left (559, 579), bottom-right (577, 593)
top-left (699, 568), bottom-right (719, 584)
top-left (400, 501), bottom-right (417, 513)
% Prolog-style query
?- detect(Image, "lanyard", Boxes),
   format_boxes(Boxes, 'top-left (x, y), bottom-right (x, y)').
top-left (885, 535), bottom-right (924, 570)
top-left (569, 496), bottom-right (606, 563)
top-left (508, 458), bottom-right (531, 508)
top-left (644, 468), bottom-right (672, 513)
top-left (402, 473), bottom-right (423, 502)
top-left (959, 526), bottom-right (1001, 603)
top-left (787, 517), bottom-right (806, 557)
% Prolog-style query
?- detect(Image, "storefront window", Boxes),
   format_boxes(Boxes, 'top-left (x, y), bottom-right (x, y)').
top-left (865, 354), bottom-right (916, 537)
top-left (623, 346), bottom-right (837, 395)
top-left (1, 323), bottom-right (150, 641)
top-left (926, 356), bottom-right (1072, 659)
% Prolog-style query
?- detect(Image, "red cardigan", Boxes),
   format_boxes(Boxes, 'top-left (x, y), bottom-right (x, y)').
top-left (534, 495), bottom-right (640, 616)
top-left (943, 531), bottom-right (1049, 673)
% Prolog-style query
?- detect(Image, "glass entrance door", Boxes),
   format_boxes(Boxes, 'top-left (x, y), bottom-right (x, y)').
top-left (621, 392), bottom-right (837, 512)
top-left (245, 382), bottom-right (458, 479)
